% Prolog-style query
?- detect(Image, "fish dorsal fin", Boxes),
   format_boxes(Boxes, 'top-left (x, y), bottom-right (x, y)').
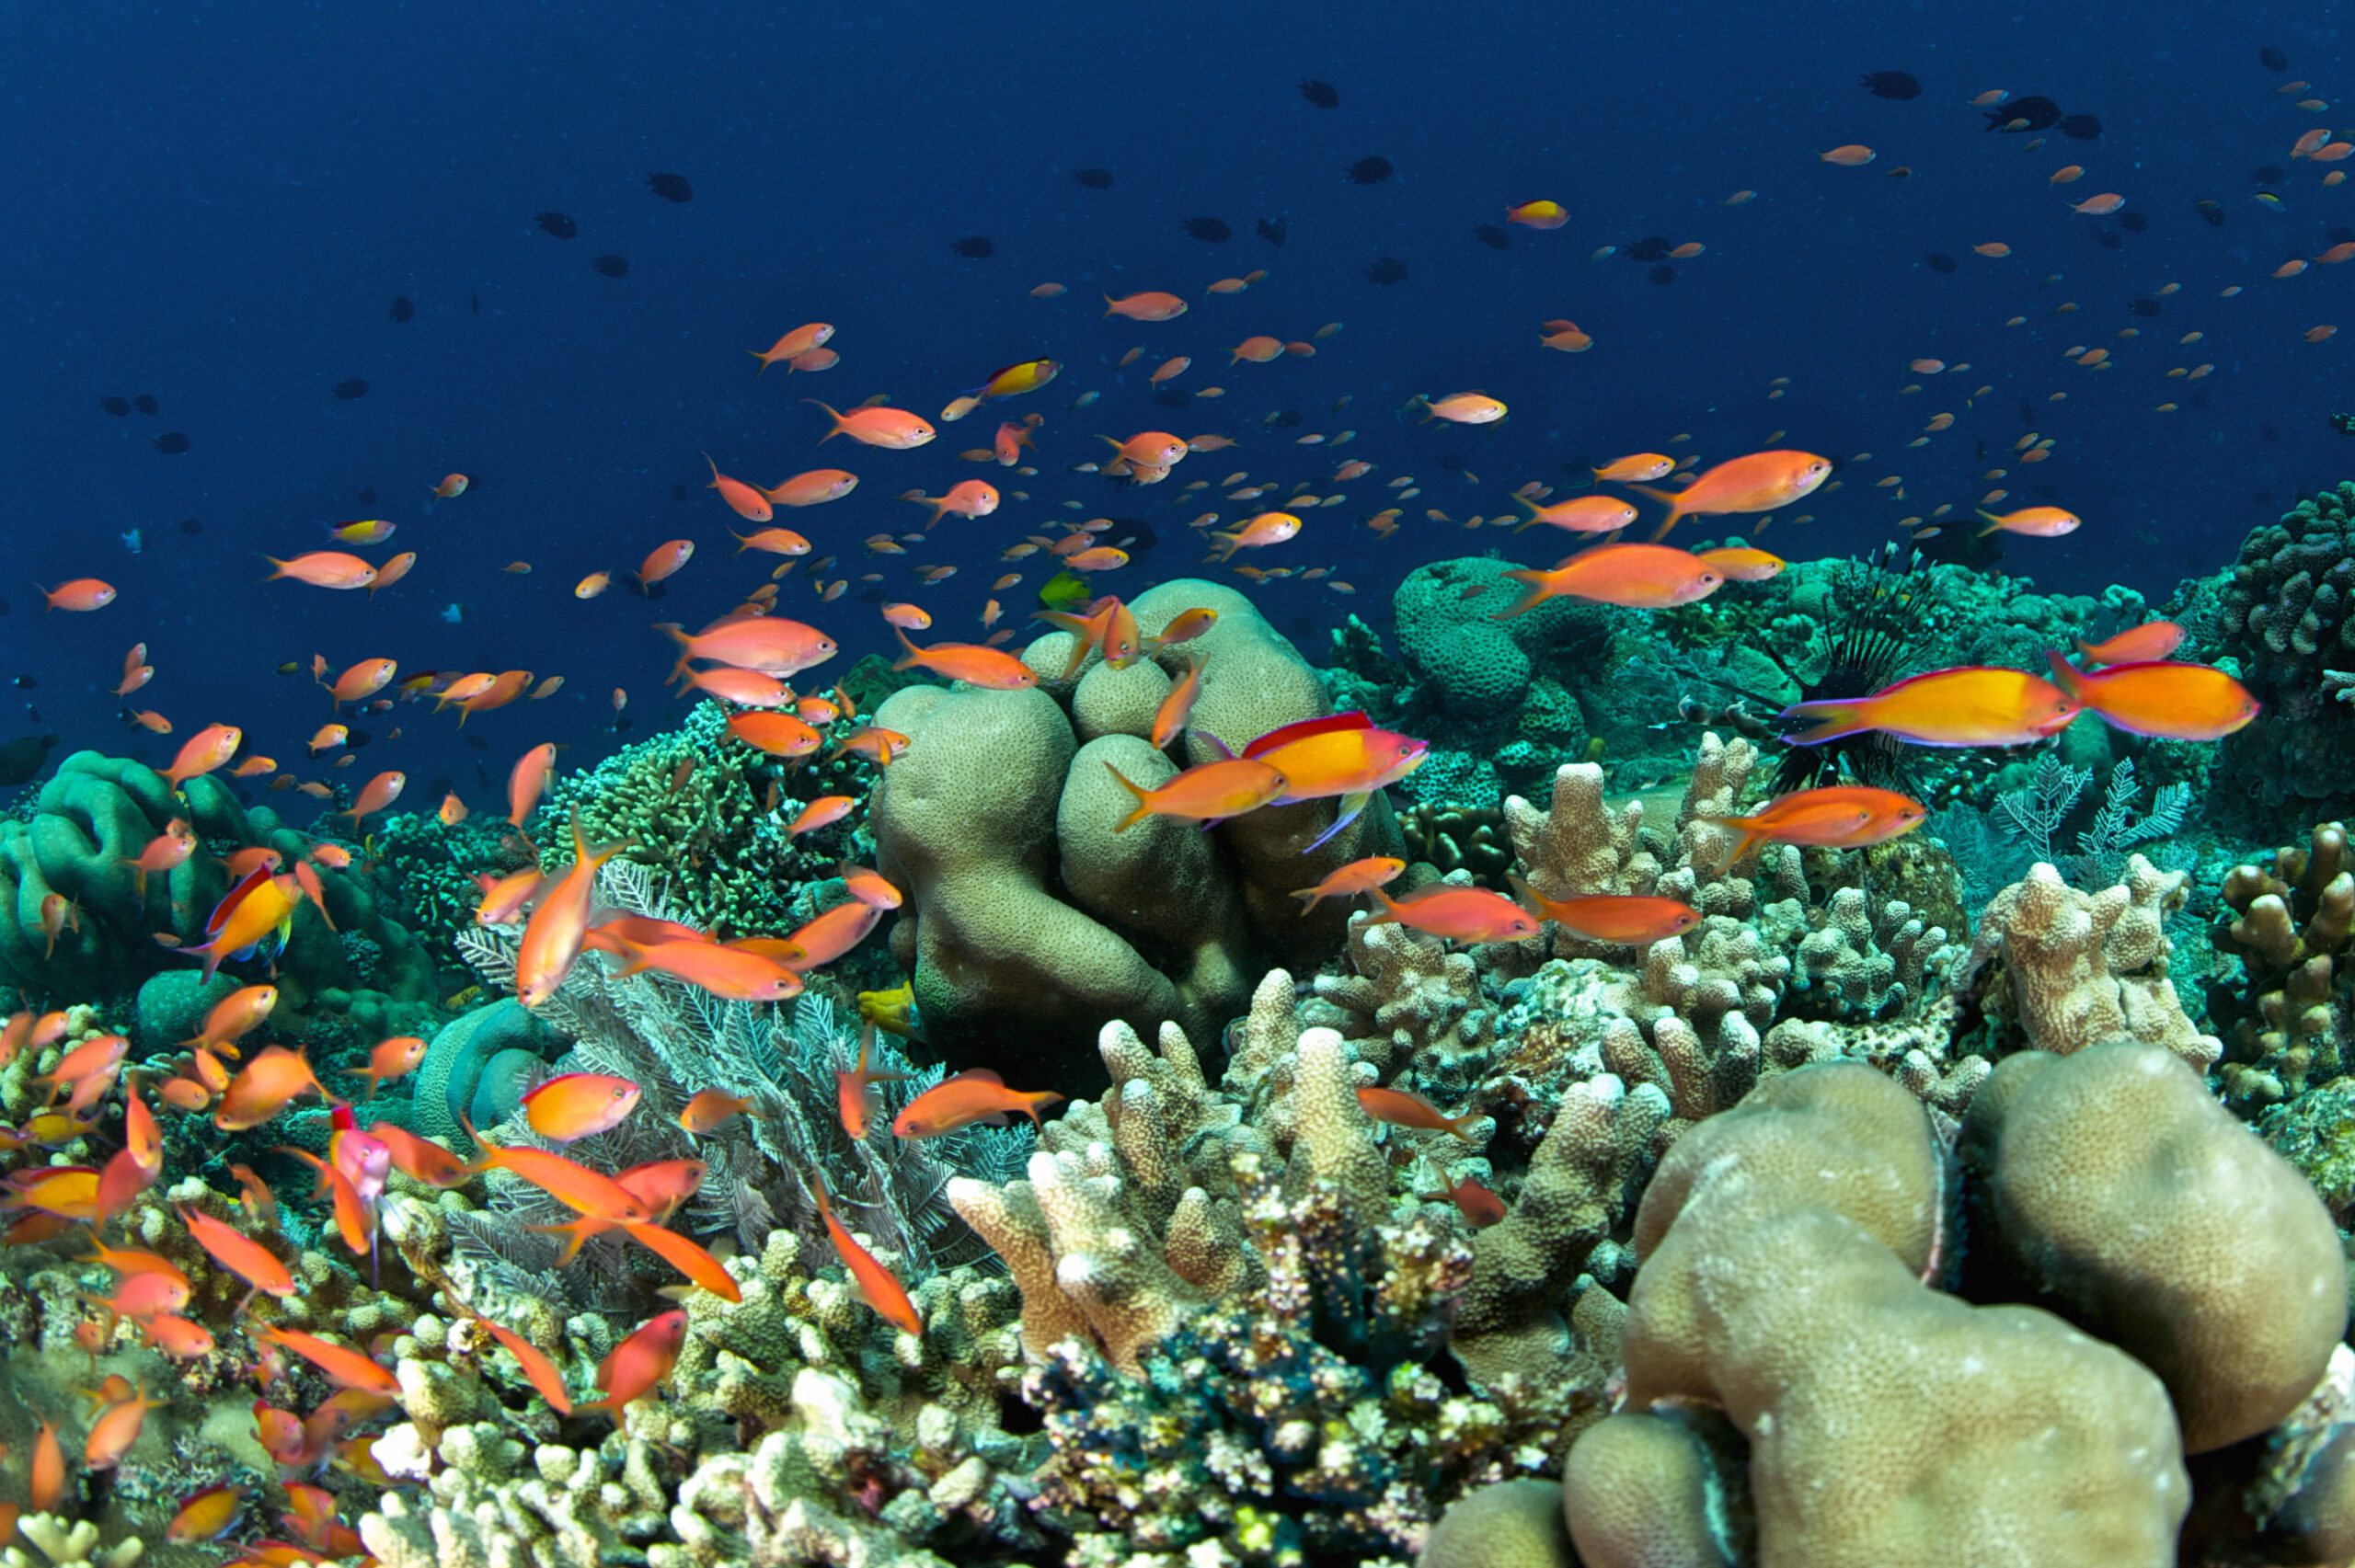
top-left (1243, 711), bottom-right (1372, 759)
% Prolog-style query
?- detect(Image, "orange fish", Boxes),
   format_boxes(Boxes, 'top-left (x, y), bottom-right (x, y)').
top-left (1151, 657), bottom-right (1206, 748)
top-left (2075, 622), bottom-right (2184, 666)
top-left (1694, 546), bottom-right (1786, 581)
top-left (325, 657), bottom-right (397, 708)
top-left (764, 469), bottom-right (860, 508)
top-left (183, 983), bottom-right (278, 1051)
top-left (1104, 757), bottom-right (1285, 831)
top-left (1510, 879), bottom-right (1700, 944)
top-left (476, 866), bottom-right (543, 926)
top-left (1209, 510), bottom-right (1302, 560)
top-left (734, 528), bottom-right (814, 560)
top-left (1697, 785), bottom-right (1931, 865)
top-left (214, 1045), bottom-right (326, 1131)
top-left (338, 770), bottom-right (405, 827)
top-left (255, 1325), bottom-right (399, 1396)
top-left (580, 1309), bottom-right (689, 1422)
top-left (1505, 198), bottom-right (1570, 228)
top-left (1498, 544), bottom-right (1725, 615)
top-left (508, 741), bottom-right (558, 830)
top-left (808, 1172), bottom-right (923, 1334)
top-left (727, 711), bottom-right (823, 759)
top-left (179, 1205), bottom-right (295, 1299)
top-left (366, 1121), bottom-right (474, 1188)
top-left (1424, 1174), bottom-right (1507, 1227)
top-left (431, 473), bottom-right (469, 498)
top-left (835, 1026), bottom-right (910, 1139)
top-left (467, 1311), bottom-right (573, 1415)
top-left (166, 723), bottom-right (243, 789)
top-left (465, 1119), bottom-right (652, 1228)
top-left (807, 399), bottom-right (936, 449)
top-left (2072, 192), bottom-right (2126, 216)
top-left (1512, 494), bottom-right (1637, 534)
top-left (1103, 290), bottom-right (1188, 322)
top-left (703, 453), bottom-right (775, 522)
top-left (1355, 1085), bottom-right (1484, 1141)
top-left (638, 539), bottom-right (695, 584)
top-left (85, 1384), bottom-right (167, 1471)
top-left (1977, 505), bottom-right (2081, 538)
top-left (1780, 668), bottom-right (2081, 748)
top-left (266, 552), bottom-right (378, 589)
top-left (789, 795), bottom-right (857, 836)
top-left (516, 818), bottom-right (627, 1007)
top-left (2043, 653), bottom-right (2259, 740)
top-left (523, 1072), bottom-right (643, 1142)
top-left (891, 1068), bottom-right (1063, 1138)
top-left (604, 937), bottom-right (804, 1001)
top-left (783, 898), bottom-right (884, 969)
top-left (904, 478), bottom-right (1000, 524)
top-left (678, 1088), bottom-right (761, 1135)
top-left (167, 1483), bottom-right (246, 1544)
top-left (750, 322), bottom-right (834, 373)
top-left (40, 578), bottom-right (118, 612)
top-left (660, 616), bottom-right (837, 679)
top-left (1819, 143), bottom-right (1875, 166)
top-left (1290, 855), bottom-right (1406, 911)
top-left (1631, 450), bottom-right (1832, 538)
top-left (1368, 885), bottom-right (1540, 944)
top-left (30, 1419), bottom-right (63, 1509)
top-left (891, 626), bottom-right (1037, 689)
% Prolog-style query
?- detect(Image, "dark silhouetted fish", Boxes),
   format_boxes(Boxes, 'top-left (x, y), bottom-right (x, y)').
top-left (388, 296), bottom-right (414, 323)
top-left (951, 235), bottom-right (994, 258)
top-left (0, 734), bottom-right (57, 786)
top-left (1257, 215), bottom-right (1288, 246)
top-left (1624, 235), bottom-right (1673, 261)
top-left (1923, 251), bottom-right (1958, 273)
top-left (2254, 165), bottom-right (2287, 184)
top-left (1298, 77), bottom-right (1338, 108)
top-left (471, 292), bottom-right (481, 314)
top-left (1363, 255), bottom-right (1407, 284)
top-left (1985, 95), bottom-right (2060, 132)
top-left (2118, 211), bottom-right (2147, 233)
top-left (1473, 223), bottom-right (1511, 250)
top-left (2061, 113), bottom-right (2101, 140)
top-left (592, 254), bottom-right (630, 277)
top-left (1072, 167), bottom-right (1114, 189)
top-left (134, 394), bottom-right (158, 415)
top-left (154, 431), bottom-right (189, 453)
top-left (645, 171), bottom-right (693, 202)
top-left (1181, 217), bottom-right (1232, 242)
top-left (1860, 71), bottom-right (1921, 99)
top-left (2261, 46), bottom-right (2289, 71)
top-left (672, 483), bottom-right (691, 502)
top-left (98, 395), bottom-right (129, 417)
top-left (332, 378), bottom-right (369, 399)
top-left (2198, 199), bottom-right (2225, 227)
top-left (178, 518), bottom-right (201, 534)
top-left (2095, 229), bottom-right (2122, 250)
top-left (1648, 264), bottom-right (1675, 284)
top-left (1345, 155), bottom-right (1394, 184)
top-left (535, 212), bottom-right (578, 238)
top-left (358, 487), bottom-right (377, 506)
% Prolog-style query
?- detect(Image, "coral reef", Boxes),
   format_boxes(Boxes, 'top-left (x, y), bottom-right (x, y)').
top-left (2211, 819), bottom-right (2353, 1108)
top-left (875, 578), bottom-right (1400, 1082)
top-left (2215, 480), bottom-right (2355, 814)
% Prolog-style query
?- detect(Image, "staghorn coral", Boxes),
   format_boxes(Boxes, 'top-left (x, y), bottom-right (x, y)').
top-left (1949, 854), bottom-right (2222, 1070)
top-left (451, 861), bottom-right (1027, 1317)
top-left (2211, 819), bottom-right (2355, 1108)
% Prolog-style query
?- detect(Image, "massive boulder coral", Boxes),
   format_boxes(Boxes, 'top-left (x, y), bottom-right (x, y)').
top-left (874, 578), bottom-right (1398, 1078)
top-left (0, 749), bottom-right (436, 1030)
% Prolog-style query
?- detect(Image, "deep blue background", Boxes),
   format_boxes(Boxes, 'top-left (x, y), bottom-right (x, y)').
top-left (5, 0), bottom-right (2348, 807)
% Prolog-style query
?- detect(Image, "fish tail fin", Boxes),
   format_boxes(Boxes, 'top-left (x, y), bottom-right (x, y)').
top-left (1694, 816), bottom-right (1766, 873)
top-left (1492, 571), bottom-right (1549, 621)
top-left (1207, 532), bottom-right (1239, 563)
top-left (890, 624), bottom-right (923, 672)
top-left (801, 400), bottom-right (844, 442)
top-left (261, 558), bottom-right (289, 581)
top-left (1365, 888), bottom-right (1402, 925)
top-left (1510, 496), bottom-right (1546, 533)
top-left (1289, 887), bottom-right (1326, 911)
top-left (1775, 698), bottom-right (1868, 746)
top-left (2043, 649), bottom-right (2085, 699)
top-left (652, 623), bottom-right (693, 683)
top-left (1100, 294), bottom-right (1118, 317)
top-left (1102, 763), bottom-right (1154, 833)
top-left (1021, 1092), bottom-right (1065, 1127)
top-left (747, 349), bottom-right (770, 376)
top-left (1975, 508), bottom-right (2004, 537)
top-left (1629, 485), bottom-right (1688, 541)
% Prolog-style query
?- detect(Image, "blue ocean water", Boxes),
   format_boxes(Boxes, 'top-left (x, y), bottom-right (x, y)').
top-left (5, 0), bottom-right (2347, 796)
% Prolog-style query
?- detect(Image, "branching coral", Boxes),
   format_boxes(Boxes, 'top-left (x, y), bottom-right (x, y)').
top-left (2211, 819), bottom-right (2354, 1107)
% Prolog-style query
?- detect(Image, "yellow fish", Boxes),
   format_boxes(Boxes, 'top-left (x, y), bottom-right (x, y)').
top-left (856, 982), bottom-right (924, 1039)
top-left (969, 359), bottom-right (1061, 401)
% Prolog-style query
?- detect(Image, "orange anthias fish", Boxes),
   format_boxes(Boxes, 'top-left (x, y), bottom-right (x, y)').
top-left (515, 818), bottom-right (628, 1008)
top-left (1697, 785), bottom-right (1931, 866)
top-left (183, 983), bottom-right (278, 1051)
top-left (1694, 546), bottom-right (1786, 582)
top-left (808, 1172), bottom-right (923, 1335)
top-left (366, 1122), bottom-right (474, 1188)
top-left (836, 1026), bottom-right (911, 1139)
top-left (1779, 667), bottom-right (2081, 748)
top-left (121, 819), bottom-right (198, 899)
top-left (1497, 544), bottom-right (1725, 616)
top-left (660, 616), bottom-right (838, 680)
top-left (466, 1310), bottom-right (573, 1415)
top-left (1977, 505), bottom-right (2082, 538)
top-left (84, 1383), bottom-right (167, 1470)
top-left (348, 1036), bottom-right (427, 1102)
top-left (579, 1309), bottom-right (688, 1423)
top-left (1104, 757), bottom-right (1287, 831)
top-left (750, 322), bottom-right (834, 373)
top-left (464, 1119), bottom-right (653, 1230)
top-left (2075, 622), bottom-right (2185, 666)
top-left (1037, 595), bottom-right (1144, 676)
top-left (603, 936), bottom-right (805, 1001)
top-left (1593, 452), bottom-right (1676, 483)
top-left (703, 452), bottom-right (775, 522)
top-left (1512, 494), bottom-right (1637, 535)
top-left (214, 1046), bottom-right (326, 1131)
top-left (892, 1068), bottom-right (1063, 1139)
top-left (1356, 1085), bottom-right (1485, 1142)
top-left (255, 1325), bottom-right (399, 1396)
top-left (891, 627), bottom-right (1038, 689)
top-left (338, 770), bottom-right (406, 826)
top-left (679, 1088), bottom-right (762, 1135)
top-left (2043, 653), bottom-right (2260, 741)
top-left (1290, 855), bottom-right (1407, 911)
top-left (1510, 878), bottom-right (1701, 944)
top-left (1368, 885), bottom-right (1541, 944)
top-left (1209, 510), bottom-right (1302, 561)
top-left (1103, 290), bottom-right (1189, 322)
top-left (167, 1483), bottom-right (246, 1544)
top-left (179, 1205), bottom-right (295, 1301)
top-left (1423, 1174), bottom-right (1508, 1228)
top-left (30, 1419), bottom-right (63, 1509)
top-left (1151, 657), bottom-right (1206, 749)
top-left (265, 552), bottom-right (378, 589)
top-left (523, 1072), bottom-right (643, 1142)
top-left (166, 723), bottom-right (243, 789)
top-left (182, 866), bottom-right (299, 983)
top-left (1632, 450), bottom-right (1832, 539)
top-left (807, 399), bottom-right (936, 449)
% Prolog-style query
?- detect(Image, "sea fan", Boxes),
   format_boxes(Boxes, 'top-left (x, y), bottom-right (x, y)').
top-left (454, 860), bottom-right (1026, 1317)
